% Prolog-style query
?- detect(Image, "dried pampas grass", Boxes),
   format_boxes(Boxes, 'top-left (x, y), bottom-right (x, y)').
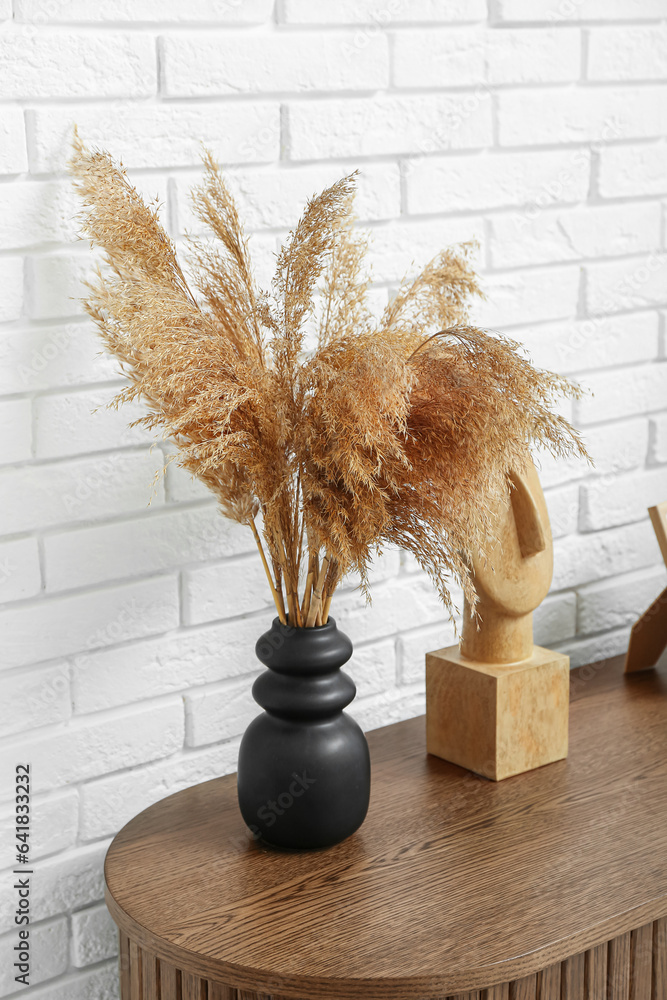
top-left (70, 136), bottom-right (588, 628)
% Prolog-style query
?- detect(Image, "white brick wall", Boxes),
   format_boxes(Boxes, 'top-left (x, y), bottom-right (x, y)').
top-left (0, 2), bottom-right (666, 997)
top-left (0, 917), bottom-right (68, 995)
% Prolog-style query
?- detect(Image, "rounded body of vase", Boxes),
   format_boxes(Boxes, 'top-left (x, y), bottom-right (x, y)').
top-left (237, 616), bottom-right (371, 850)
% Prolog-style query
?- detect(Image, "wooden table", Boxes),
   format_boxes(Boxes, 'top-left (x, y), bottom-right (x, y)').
top-left (104, 655), bottom-right (667, 1000)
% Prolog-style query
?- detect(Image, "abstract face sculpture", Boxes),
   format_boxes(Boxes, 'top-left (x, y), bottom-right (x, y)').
top-left (461, 457), bottom-right (553, 665)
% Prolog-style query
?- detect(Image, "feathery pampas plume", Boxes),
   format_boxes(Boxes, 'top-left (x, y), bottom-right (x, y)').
top-left (70, 136), bottom-right (588, 628)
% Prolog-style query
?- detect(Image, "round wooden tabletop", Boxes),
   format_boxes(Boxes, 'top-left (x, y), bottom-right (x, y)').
top-left (104, 655), bottom-right (667, 999)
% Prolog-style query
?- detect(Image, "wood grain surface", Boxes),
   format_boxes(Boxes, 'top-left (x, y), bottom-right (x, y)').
top-left (425, 643), bottom-right (569, 779)
top-left (105, 655), bottom-right (667, 999)
top-left (649, 502), bottom-right (667, 566)
top-left (116, 921), bottom-right (667, 1000)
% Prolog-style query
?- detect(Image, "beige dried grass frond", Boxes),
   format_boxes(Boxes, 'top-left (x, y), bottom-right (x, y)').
top-left (318, 206), bottom-right (372, 349)
top-left (272, 172), bottom-right (358, 375)
top-left (188, 150), bottom-right (266, 361)
top-left (70, 139), bottom-right (589, 628)
top-left (378, 241), bottom-right (483, 351)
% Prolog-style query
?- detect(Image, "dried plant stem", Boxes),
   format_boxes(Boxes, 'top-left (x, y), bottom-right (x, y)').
top-left (322, 592), bottom-right (334, 624)
top-left (321, 562), bottom-right (339, 623)
top-left (275, 564), bottom-right (285, 618)
top-left (310, 552), bottom-right (320, 620)
top-left (301, 549), bottom-right (317, 620)
top-left (290, 543), bottom-right (302, 626)
top-left (275, 534), bottom-right (301, 627)
top-left (249, 517), bottom-right (287, 625)
top-left (306, 554), bottom-right (331, 628)
top-left (284, 582), bottom-right (296, 626)
top-left (291, 587), bottom-right (303, 627)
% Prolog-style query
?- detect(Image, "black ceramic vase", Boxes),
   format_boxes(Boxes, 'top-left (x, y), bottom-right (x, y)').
top-left (237, 616), bottom-right (371, 850)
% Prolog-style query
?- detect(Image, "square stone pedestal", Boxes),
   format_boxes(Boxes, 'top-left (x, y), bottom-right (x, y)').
top-left (426, 644), bottom-right (570, 781)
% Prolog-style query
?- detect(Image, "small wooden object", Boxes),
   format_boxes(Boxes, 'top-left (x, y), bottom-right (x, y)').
top-left (625, 500), bottom-right (667, 674)
top-left (426, 458), bottom-right (569, 780)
